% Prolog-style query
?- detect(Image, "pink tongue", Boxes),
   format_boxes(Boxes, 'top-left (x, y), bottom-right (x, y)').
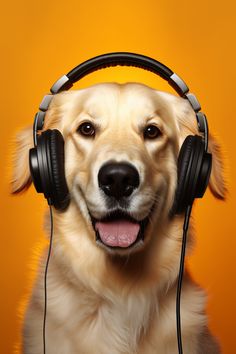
top-left (95, 219), bottom-right (140, 248)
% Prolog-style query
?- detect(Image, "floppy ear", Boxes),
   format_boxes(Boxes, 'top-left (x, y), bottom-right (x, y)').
top-left (11, 125), bottom-right (33, 194)
top-left (207, 132), bottom-right (227, 200)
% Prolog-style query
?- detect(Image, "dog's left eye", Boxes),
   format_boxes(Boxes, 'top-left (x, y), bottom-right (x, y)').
top-left (143, 125), bottom-right (162, 139)
top-left (77, 122), bottom-right (95, 137)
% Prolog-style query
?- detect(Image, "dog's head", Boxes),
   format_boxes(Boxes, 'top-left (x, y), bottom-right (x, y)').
top-left (12, 83), bottom-right (227, 257)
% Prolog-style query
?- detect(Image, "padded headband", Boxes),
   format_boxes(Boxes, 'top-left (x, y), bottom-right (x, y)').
top-left (51, 52), bottom-right (191, 97)
top-left (34, 52), bottom-right (209, 151)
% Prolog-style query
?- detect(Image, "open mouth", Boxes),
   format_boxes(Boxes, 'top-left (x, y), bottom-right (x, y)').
top-left (89, 210), bottom-right (149, 250)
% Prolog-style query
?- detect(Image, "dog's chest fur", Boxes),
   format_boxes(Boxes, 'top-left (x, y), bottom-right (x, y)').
top-left (45, 264), bottom-right (159, 353)
top-left (73, 288), bottom-right (156, 353)
top-left (27, 253), bottom-right (206, 354)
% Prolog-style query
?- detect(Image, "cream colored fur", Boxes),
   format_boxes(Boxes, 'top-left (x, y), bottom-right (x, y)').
top-left (12, 83), bottom-right (226, 354)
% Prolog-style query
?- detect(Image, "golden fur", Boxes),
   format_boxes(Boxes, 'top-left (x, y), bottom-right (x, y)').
top-left (12, 82), bottom-right (226, 353)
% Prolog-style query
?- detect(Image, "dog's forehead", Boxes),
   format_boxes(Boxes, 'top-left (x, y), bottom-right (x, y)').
top-left (81, 83), bottom-right (163, 122)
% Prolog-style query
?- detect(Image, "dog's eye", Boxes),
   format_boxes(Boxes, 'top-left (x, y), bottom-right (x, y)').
top-left (143, 125), bottom-right (162, 139)
top-left (77, 122), bottom-right (95, 137)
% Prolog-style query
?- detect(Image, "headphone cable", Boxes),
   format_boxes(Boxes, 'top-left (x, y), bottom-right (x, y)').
top-left (176, 204), bottom-right (192, 354)
top-left (43, 204), bottom-right (54, 354)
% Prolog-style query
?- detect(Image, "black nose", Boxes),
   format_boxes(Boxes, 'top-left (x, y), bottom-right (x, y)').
top-left (98, 162), bottom-right (140, 199)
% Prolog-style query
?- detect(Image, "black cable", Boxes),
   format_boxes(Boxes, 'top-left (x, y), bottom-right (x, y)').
top-left (43, 205), bottom-right (54, 354)
top-left (176, 204), bottom-right (193, 354)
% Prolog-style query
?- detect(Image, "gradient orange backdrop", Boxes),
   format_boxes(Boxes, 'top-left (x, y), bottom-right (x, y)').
top-left (1, 0), bottom-right (236, 353)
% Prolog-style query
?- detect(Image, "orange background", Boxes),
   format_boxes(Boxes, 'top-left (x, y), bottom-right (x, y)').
top-left (0, 0), bottom-right (236, 353)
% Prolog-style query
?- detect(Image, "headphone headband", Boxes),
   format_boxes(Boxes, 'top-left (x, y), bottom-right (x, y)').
top-left (34, 52), bottom-right (209, 151)
top-left (51, 52), bottom-right (187, 95)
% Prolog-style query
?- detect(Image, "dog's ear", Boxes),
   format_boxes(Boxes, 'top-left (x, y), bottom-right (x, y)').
top-left (11, 125), bottom-right (33, 194)
top-left (207, 132), bottom-right (227, 200)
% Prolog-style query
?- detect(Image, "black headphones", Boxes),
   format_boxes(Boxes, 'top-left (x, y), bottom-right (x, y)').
top-left (29, 52), bottom-right (212, 214)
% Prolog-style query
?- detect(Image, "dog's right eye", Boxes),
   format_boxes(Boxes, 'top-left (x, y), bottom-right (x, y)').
top-left (77, 122), bottom-right (95, 138)
top-left (143, 124), bottom-right (162, 140)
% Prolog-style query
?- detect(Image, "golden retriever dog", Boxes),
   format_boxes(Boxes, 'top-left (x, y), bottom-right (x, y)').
top-left (12, 82), bottom-right (226, 353)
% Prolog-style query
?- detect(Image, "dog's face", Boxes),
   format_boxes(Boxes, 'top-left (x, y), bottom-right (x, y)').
top-left (12, 83), bottom-right (226, 257)
top-left (64, 83), bottom-right (181, 255)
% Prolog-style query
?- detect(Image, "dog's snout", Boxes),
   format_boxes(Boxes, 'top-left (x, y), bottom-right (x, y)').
top-left (98, 162), bottom-right (140, 199)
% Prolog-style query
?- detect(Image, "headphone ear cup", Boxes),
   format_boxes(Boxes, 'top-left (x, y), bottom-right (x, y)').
top-left (172, 135), bottom-right (207, 215)
top-left (47, 129), bottom-right (70, 210)
top-left (172, 134), bottom-right (212, 216)
top-left (172, 135), bottom-right (196, 215)
top-left (29, 129), bottom-right (70, 210)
